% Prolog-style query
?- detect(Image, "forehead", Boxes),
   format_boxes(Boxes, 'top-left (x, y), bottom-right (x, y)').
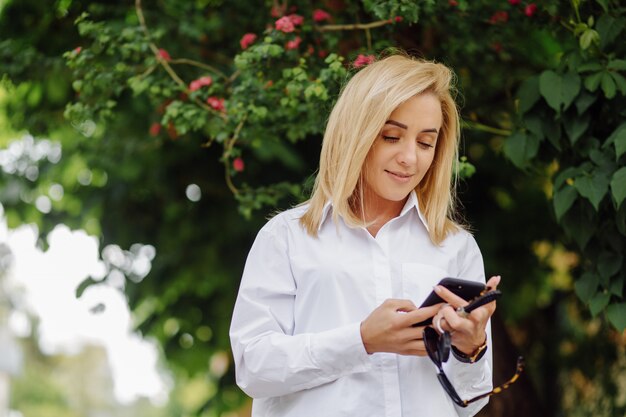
top-left (386, 94), bottom-right (443, 127)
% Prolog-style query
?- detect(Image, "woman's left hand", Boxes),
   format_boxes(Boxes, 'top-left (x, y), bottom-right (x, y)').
top-left (431, 275), bottom-right (501, 355)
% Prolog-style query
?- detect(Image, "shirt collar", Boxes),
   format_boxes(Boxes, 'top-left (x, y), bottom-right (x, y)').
top-left (318, 191), bottom-right (430, 232)
top-left (400, 191), bottom-right (430, 232)
top-left (319, 201), bottom-right (333, 231)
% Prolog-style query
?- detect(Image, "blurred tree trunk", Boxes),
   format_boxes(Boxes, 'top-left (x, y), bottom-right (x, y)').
top-left (478, 313), bottom-right (543, 416)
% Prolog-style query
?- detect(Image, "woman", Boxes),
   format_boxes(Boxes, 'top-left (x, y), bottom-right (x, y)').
top-left (229, 53), bottom-right (500, 417)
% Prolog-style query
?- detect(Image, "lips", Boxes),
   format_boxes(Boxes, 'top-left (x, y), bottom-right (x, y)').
top-left (385, 169), bottom-right (413, 179)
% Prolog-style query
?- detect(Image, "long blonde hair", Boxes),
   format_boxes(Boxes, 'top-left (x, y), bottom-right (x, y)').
top-left (300, 53), bottom-right (463, 245)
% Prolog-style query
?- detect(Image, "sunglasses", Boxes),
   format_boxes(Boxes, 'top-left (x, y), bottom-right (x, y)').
top-left (423, 326), bottom-right (524, 407)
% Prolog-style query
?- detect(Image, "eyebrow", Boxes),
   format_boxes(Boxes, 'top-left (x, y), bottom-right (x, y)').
top-left (384, 119), bottom-right (439, 134)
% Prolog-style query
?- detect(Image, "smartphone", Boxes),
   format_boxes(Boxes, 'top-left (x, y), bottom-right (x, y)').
top-left (412, 277), bottom-right (486, 327)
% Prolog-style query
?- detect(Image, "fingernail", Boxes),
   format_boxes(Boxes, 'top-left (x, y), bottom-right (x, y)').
top-left (434, 285), bottom-right (442, 293)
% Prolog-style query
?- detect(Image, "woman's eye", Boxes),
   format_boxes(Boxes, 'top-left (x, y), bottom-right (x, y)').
top-left (382, 135), bottom-right (399, 142)
top-left (418, 141), bottom-right (434, 149)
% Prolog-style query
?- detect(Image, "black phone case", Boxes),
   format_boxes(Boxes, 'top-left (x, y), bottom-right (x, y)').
top-left (412, 277), bottom-right (486, 327)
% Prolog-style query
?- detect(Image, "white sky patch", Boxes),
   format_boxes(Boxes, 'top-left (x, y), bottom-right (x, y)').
top-left (0, 209), bottom-right (170, 405)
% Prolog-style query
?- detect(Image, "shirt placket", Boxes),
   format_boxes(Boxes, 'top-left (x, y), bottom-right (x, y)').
top-left (370, 232), bottom-right (402, 417)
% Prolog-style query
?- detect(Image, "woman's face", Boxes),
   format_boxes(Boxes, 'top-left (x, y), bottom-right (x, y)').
top-left (362, 93), bottom-right (442, 210)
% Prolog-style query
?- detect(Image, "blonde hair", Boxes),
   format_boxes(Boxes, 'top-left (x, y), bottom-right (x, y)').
top-left (299, 53), bottom-right (463, 245)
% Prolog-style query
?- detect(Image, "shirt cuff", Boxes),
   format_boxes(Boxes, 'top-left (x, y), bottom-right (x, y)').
top-left (444, 354), bottom-right (491, 394)
top-left (309, 322), bottom-right (372, 376)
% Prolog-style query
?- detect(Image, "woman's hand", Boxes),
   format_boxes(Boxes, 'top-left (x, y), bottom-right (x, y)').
top-left (360, 299), bottom-right (442, 356)
top-left (431, 275), bottom-right (501, 356)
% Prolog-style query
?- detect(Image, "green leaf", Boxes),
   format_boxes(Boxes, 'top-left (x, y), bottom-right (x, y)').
top-left (598, 252), bottom-right (622, 282)
top-left (589, 291), bottom-right (610, 316)
top-left (575, 272), bottom-right (598, 303)
top-left (503, 131), bottom-right (541, 169)
top-left (610, 167), bottom-right (626, 207)
top-left (610, 72), bottom-right (626, 96)
top-left (517, 76), bottom-right (540, 113)
top-left (554, 166), bottom-right (583, 189)
top-left (553, 185), bottom-right (578, 221)
top-left (539, 70), bottom-right (562, 112)
top-left (608, 59), bottom-right (626, 70)
top-left (577, 62), bottom-right (604, 72)
top-left (562, 72), bottom-right (581, 110)
top-left (609, 275), bottom-right (624, 297)
top-left (575, 90), bottom-right (597, 114)
top-left (562, 204), bottom-right (595, 249)
top-left (522, 114), bottom-right (543, 138)
top-left (596, 14), bottom-right (625, 50)
top-left (563, 114), bottom-right (589, 145)
top-left (580, 29), bottom-right (599, 50)
top-left (607, 303), bottom-right (626, 331)
top-left (542, 118), bottom-right (561, 150)
top-left (607, 122), bottom-right (626, 158)
top-left (589, 149), bottom-right (613, 167)
top-left (584, 72), bottom-right (603, 92)
top-left (601, 72), bottom-right (617, 98)
top-left (574, 171), bottom-right (610, 210)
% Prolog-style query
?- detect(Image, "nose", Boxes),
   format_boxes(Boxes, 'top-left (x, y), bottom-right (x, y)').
top-left (396, 140), bottom-right (418, 166)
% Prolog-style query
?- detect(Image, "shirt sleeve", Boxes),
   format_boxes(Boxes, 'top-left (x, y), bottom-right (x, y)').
top-left (229, 218), bottom-right (372, 399)
top-left (446, 232), bottom-right (493, 417)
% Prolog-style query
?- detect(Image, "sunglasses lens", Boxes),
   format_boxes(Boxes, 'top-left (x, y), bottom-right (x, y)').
top-left (438, 330), bottom-right (451, 363)
top-left (423, 327), bottom-right (440, 364)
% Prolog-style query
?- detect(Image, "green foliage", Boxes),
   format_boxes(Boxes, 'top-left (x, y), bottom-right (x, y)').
top-left (510, 1), bottom-right (626, 331)
top-left (2, 0), bottom-right (626, 415)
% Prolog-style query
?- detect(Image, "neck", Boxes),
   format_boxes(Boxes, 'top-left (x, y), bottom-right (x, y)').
top-left (357, 192), bottom-right (407, 237)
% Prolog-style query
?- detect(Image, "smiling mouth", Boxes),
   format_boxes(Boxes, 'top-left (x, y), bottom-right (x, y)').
top-left (385, 170), bottom-right (413, 179)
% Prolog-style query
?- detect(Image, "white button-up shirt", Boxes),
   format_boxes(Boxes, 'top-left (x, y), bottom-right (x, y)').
top-left (230, 192), bottom-right (492, 417)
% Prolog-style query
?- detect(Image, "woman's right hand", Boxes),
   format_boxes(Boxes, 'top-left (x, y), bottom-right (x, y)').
top-left (360, 299), bottom-right (442, 356)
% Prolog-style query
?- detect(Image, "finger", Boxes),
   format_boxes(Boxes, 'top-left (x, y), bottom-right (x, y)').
top-left (383, 298), bottom-right (418, 312)
top-left (486, 275), bottom-right (501, 290)
top-left (433, 284), bottom-right (471, 308)
top-left (400, 340), bottom-right (428, 356)
top-left (468, 301), bottom-right (496, 323)
top-left (442, 305), bottom-right (472, 331)
top-left (397, 326), bottom-right (425, 342)
top-left (402, 303), bottom-right (444, 326)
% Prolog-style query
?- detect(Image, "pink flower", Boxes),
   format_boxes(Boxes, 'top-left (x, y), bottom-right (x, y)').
top-left (286, 36), bottom-right (302, 50)
top-left (233, 157), bottom-right (245, 172)
top-left (353, 54), bottom-right (375, 68)
top-left (449, 0), bottom-right (459, 6)
top-left (73, 46), bottom-right (82, 54)
top-left (525, 3), bottom-right (537, 17)
top-left (508, 0), bottom-right (521, 5)
top-left (189, 76), bottom-right (213, 92)
top-left (489, 10), bottom-right (509, 24)
top-left (288, 14), bottom-right (304, 26)
top-left (240, 33), bottom-right (257, 50)
top-left (270, 6), bottom-right (281, 17)
top-left (275, 16), bottom-right (295, 32)
top-left (207, 96), bottom-right (225, 112)
top-left (157, 48), bottom-right (171, 61)
top-left (313, 9), bottom-right (331, 22)
top-left (149, 123), bottom-right (161, 137)
top-left (394, 16), bottom-right (403, 22)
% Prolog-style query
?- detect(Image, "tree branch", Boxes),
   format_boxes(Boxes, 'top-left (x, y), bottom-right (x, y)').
top-left (316, 19), bottom-right (394, 32)
top-left (135, 0), bottom-right (226, 120)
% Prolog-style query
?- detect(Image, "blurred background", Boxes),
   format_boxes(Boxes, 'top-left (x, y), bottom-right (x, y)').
top-left (1, 0), bottom-right (625, 416)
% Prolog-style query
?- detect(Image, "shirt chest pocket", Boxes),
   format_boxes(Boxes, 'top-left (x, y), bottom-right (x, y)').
top-left (401, 263), bottom-right (448, 307)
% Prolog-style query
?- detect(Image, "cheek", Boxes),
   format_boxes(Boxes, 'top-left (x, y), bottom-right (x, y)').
top-left (419, 152), bottom-right (436, 172)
